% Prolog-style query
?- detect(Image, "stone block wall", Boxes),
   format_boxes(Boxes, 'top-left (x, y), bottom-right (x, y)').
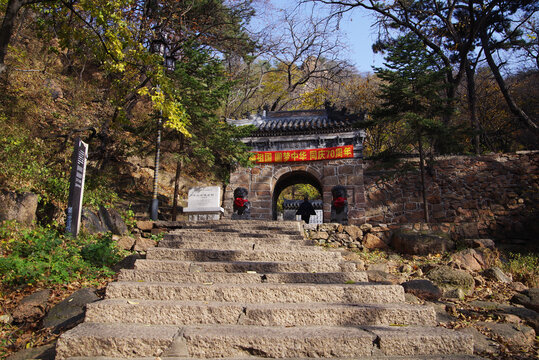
top-left (364, 151), bottom-right (539, 239)
top-left (226, 158), bottom-right (366, 224)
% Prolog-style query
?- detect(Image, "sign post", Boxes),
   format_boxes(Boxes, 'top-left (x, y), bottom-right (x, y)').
top-left (66, 138), bottom-right (88, 237)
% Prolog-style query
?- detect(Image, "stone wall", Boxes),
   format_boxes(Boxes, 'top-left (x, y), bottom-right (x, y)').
top-left (364, 151), bottom-right (539, 239)
top-left (226, 158), bottom-right (366, 224)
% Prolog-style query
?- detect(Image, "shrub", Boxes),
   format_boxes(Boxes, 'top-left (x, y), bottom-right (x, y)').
top-left (503, 252), bottom-right (539, 288)
top-left (0, 223), bottom-right (125, 287)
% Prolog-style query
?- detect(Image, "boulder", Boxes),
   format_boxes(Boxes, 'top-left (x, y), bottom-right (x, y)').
top-left (391, 229), bottom-right (455, 255)
top-left (6, 343), bottom-right (56, 360)
top-left (133, 235), bottom-right (156, 252)
top-left (366, 270), bottom-right (401, 285)
top-left (367, 262), bottom-right (389, 273)
top-left (359, 223), bottom-right (373, 232)
top-left (476, 321), bottom-right (536, 348)
top-left (470, 300), bottom-right (539, 332)
top-left (136, 220), bottom-right (154, 231)
top-left (81, 209), bottom-right (108, 234)
top-left (363, 233), bottom-right (387, 250)
top-left (98, 206), bottom-right (128, 235)
top-left (12, 289), bottom-right (50, 323)
top-left (401, 279), bottom-right (442, 301)
top-left (427, 265), bottom-right (475, 296)
top-left (343, 225), bottom-right (362, 241)
top-left (483, 266), bottom-right (512, 283)
top-left (456, 327), bottom-right (499, 355)
top-left (42, 288), bottom-right (99, 331)
top-left (511, 288), bottom-right (539, 313)
top-left (114, 235), bottom-right (135, 251)
top-left (0, 190), bottom-right (38, 225)
top-left (451, 248), bottom-right (485, 272)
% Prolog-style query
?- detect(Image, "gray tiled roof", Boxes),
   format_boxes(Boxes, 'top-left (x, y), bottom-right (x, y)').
top-left (229, 109), bottom-right (363, 136)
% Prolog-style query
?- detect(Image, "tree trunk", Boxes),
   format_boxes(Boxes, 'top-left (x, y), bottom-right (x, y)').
top-left (171, 133), bottom-right (185, 221)
top-left (418, 134), bottom-right (429, 223)
top-left (465, 61), bottom-right (480, 155)
top-left (480, 31), bottom-right (539, 135)
top-left (0, 0), bottom-right (26, 74)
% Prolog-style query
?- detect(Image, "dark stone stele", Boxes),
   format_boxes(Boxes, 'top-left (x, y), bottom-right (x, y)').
top-left (330, 185), bottom-right (348, 224)
top-left (232, 187), bottom-right (251, 220)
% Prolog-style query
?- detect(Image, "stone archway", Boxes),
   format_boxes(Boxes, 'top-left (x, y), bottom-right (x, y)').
top-left (225, 109), bottom-right (367, 224)
top-left (271, 170), bottom-right (323, 220)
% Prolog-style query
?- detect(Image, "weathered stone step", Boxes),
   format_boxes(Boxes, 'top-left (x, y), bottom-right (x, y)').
top-left (146, 247), bottom-right (343, 263)
top-left (134, 258), bottom-right (359, 273)
top-left (167, 230), bottom-right (304, 240)
top-left (118, 269), bottom-right (369, 284)
top-left (85, 299), bottom-right (436, 326)
top-left (57, 323), bottom-right (473, 359)
top-left (159, 238), bottom-right (315, 250)
top-left (66, 356), bottom-right (486, 360)
top-left (155, 220), bottom-right (302, 232)
top-left (105, 282), bottom-right (405, 303)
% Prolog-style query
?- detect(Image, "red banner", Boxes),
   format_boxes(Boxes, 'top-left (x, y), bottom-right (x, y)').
top-left (249, 145), bottom-right (353, 164)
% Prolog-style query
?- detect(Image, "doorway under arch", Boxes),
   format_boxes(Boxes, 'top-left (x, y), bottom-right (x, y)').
top-left (272, 170), bottom-right (323, 220)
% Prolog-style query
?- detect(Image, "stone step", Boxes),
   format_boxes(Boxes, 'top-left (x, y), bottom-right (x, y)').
top-left (145, 247), bottom-right (343, 263)
top-left (118, 269), bottom-right (369, 284)
top-left (134, 258), bottom-right (360, 273)
top-left (166, 230), bottom-right (304, 240)
top-left (159, 238), bottom-right (315, 249)
top-left (155, 220), bottom-right (303, 232)
top-left (105, 282), bottom-right (405, 304)
top-left (85, 299), bottom-right (436, 326)
top-left (67, 356), bottom-right (487, 360)
top-left (56, 323), bottom-right (473, 359)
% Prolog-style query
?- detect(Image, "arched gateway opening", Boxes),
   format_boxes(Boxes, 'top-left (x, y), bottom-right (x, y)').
top-left (225, 108), bottom-right (366, 224)
top-left (272, 170), bottom-right (322, 221)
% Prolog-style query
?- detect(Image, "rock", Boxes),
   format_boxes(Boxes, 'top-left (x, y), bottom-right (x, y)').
top-left (510, 281), bottom-right (528, 292)
top-left (472, 238), bottom-right (496, 249)
top-left (456, 327), bottom-right (499, 355)
top-left (404, 293), bottom-right (423, 304)
top-left (43, 288), bottom-right (100, 331)
top-left (401, 279), bottom-right (442, 301)
top-left (451, 248), bottom-right (485, 272)
top-left (511, 288), bottom-right (539, 312)
top-left (6, 342), bottom-right (56, 360)
top-left (113, 253), bottom-right (143, 272)
top-left (0, 314), bottom-right (13, 324)
top-left (114, 235), bottom-right (135, 251)
top-left (133, 236), bottom-right (156, 252)
top-left (12, 289), bottom-right (50, 323)
top-left (359, 223), bottom-right (372, 232)
top-left (367, 262), bottom-right (389, 272)
top-left (426, 301), bottom-right (457, 324)
top-left (444, 288), bottom-right (465, 300)
top-left (310, 231), bottom-right (329, 240)
top-left (427, 265), bottom-right (475, 296)
top-left (343, 225), bottom-right (363, 240)
top-left (0, 190), bottom-right (38, 225)
top-left (470, 300), bottom-right (539, 332)
top-left (483, 266), bottom-right (512, 283)
top-left (476, 321), bottom-right (536, 348)
top-left (400, 264), bottom-right (413, 273)
top-left (98, 206), bottom-right (128, 235)
top-left (366, 270), bottom-right (401, 284)
top-left (46, 79), bottom-right (63, 100)
top-left (81, 209), bottom-right (108, 234)
top-left (362, 233), bottom-right (387, 250)
top-left (136, 220), bottom-right (154, 231)
top-left (391, 229), bottom-right (455, 255)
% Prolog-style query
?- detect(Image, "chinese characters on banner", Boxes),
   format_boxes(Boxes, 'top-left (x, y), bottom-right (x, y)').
top-left (249, 145), bottom-right (354, 164)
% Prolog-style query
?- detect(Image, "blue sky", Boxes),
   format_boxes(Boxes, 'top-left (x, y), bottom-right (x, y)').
top-left (251, 0), bottom-right (384, 73)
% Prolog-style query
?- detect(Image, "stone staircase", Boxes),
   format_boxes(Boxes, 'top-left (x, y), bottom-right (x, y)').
top-left (55, 220), bottom-right (481, 359)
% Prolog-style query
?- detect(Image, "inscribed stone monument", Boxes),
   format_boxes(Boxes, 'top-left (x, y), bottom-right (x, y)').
top-left (183, 186), bottom-right (224, 221)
